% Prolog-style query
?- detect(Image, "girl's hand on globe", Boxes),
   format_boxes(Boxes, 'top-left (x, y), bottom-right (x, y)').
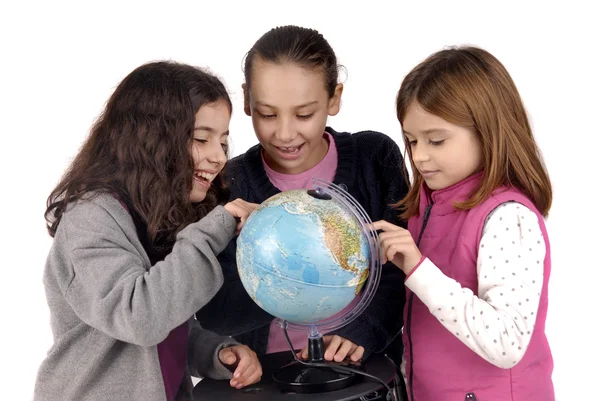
top-left (297, 335), bottom-right (365, 362)
top-left (224, 199), bottom-right (259, 234)
top-left (218, 344), bottom-right (263, 389)
top-left (373, 220), bottom-right (423, 276)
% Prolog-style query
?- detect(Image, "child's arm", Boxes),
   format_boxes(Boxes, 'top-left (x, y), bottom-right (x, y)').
top-left (57, 196), bottom-right (236, 346)
top-left (188, 318), bottom-right (262, 387)
top-left (188, 318), bottom-right (238, 380)
top-left (405, 202), bottom-right (545, 368)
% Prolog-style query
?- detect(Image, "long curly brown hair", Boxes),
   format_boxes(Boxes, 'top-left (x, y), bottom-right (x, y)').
top-left (45, 61), bottom-right (232, 243)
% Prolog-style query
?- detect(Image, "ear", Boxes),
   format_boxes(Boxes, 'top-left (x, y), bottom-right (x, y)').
top-left (327, 83), bottom-right (343, 116)
top-left (242, 83), bottom-right (251, 116)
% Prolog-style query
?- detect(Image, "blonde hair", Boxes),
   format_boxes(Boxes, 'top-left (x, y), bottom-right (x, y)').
top-left (395, 46), bottom-right (552, 218)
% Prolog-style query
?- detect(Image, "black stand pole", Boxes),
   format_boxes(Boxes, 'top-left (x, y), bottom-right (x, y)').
top-left (307, 334), bottom-right (325, 362)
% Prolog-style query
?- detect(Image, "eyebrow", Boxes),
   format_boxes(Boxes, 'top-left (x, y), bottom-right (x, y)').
top-left (255, 100), bottom-right (318, 109)
top-left (193, 126), bottom-right (229, 137)
top-left (403, 128), bottom-right (450, 136)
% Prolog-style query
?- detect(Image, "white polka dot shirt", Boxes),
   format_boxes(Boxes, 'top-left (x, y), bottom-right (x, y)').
top-left (405, 202), bottom-right (546, 368)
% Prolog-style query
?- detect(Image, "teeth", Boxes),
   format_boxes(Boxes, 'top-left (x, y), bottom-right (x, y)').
top-left (196, 171), bottom-right (216, 181)
top-left (280, 146), bottom-right (300, 153)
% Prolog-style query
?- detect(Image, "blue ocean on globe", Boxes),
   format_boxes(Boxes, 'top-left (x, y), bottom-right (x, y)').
top-left (236, 189), bottom-right (370, 324)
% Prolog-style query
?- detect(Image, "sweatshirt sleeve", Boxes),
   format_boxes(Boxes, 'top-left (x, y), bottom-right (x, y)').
top-left (405, 202), bottom-right (545, 368)
top-left (59, 198), bottom-right (236, 346)
top-left (187, 318), bottom-right (239, 379)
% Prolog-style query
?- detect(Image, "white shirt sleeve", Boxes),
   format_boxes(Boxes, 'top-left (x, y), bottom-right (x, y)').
top-left (405, 202), bottom-right (546, 368)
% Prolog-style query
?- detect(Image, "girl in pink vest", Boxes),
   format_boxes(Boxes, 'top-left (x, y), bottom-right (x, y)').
top-left (374, 47), bottom-right (554, 401)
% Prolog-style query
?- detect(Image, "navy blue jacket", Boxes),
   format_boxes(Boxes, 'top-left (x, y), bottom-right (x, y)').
top-left (197, 127), bottom-right (409, 360)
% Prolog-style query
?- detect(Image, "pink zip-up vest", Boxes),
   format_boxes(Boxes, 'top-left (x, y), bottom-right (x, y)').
top-left (404, 173), bottom-right (554, 401)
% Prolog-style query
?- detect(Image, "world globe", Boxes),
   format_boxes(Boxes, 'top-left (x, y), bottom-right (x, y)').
top-left (236, 180), bottom-right (383, 393)
top-left (236, 184), bottom-right (377, 325)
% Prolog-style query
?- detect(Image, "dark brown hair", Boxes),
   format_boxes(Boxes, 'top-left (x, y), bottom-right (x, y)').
top-left (45, 61), bottom-right (232, 242)
top-left (395, 46), bottom-right (552, 218)
top-left (243, 25), bottom-right (340, 97)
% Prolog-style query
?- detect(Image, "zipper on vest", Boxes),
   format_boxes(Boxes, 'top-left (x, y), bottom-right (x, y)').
top-left (407, 202), bottom-right (432, 401)
top-left (415, 203), bottom-right (432, 246)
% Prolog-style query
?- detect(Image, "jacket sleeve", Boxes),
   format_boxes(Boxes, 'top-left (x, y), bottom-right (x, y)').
top-left (195, 238), bottom-right (274, 336)
top-left (57, 199), bottom-right (236, 346)
top-left (331, 134), bottom-right (408, 357)
top-left (187, 318), bottom-right (239, 379)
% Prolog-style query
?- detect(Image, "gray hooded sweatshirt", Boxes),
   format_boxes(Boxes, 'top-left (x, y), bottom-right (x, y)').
top-left (34, 193), bottom-right (240, 400)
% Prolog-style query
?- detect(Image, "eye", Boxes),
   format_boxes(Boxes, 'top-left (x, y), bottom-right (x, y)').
top-left (194, 138), bottom-right (207, 144)
top-left (297, 113), bottom-right (314, 120)
top-left (258, 112), bottom-right (275, 119)
top-left (221, 142), bottom-right (229, 152)
top-left (407, 139), bottom-right (417, 147)
top-left (430, 140), bottom-right (445, 146)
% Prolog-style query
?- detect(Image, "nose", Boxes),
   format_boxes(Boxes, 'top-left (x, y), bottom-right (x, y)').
top-left (206, 141), bottom-right (227, 167)
top-left (411, 141), bottom-right (430, 164)
top-left (275, 117), bottom-right (295, 143)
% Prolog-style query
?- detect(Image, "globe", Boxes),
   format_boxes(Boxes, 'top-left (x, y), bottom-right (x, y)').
top-left (236, 179), bottom-right (381, 332)
top-left (236, 180), bottom-right (383, 393)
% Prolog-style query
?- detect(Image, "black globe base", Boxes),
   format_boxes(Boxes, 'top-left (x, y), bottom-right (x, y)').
top-left (272, 360), bottom-right (363, 393)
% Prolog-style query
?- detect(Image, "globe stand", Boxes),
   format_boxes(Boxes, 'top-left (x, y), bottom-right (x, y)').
top-left (272, 323), bottom-right (364, 394)
top-left (238, 180), bottom-right (385, 395)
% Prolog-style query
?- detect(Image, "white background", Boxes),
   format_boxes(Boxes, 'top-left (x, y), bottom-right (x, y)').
top-left (1, 1), bottom-right (598, 399)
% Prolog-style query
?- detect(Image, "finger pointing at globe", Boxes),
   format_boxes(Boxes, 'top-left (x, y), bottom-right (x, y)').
top-left (373, 220), bottom-right (423, 275)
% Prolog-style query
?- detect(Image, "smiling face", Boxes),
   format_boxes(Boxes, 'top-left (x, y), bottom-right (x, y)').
top-left (402, 101), bottom-right (483, 190)
top-left (190, 100), bottom-right (230, 203)
top-left (243, 60), bottom-right (343, 175)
